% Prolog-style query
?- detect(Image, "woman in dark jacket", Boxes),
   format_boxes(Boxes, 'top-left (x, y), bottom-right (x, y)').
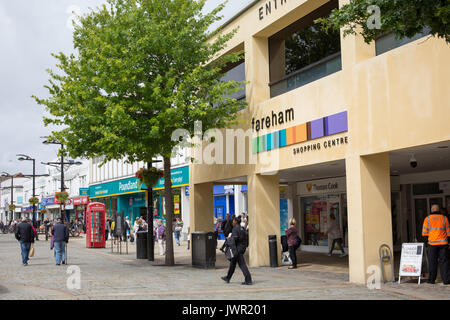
top-left (285, 218), bottom-right (298, 269)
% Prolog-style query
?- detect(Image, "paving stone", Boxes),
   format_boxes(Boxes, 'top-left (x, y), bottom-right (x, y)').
top-left (0, 233), bottom-right (448, 300)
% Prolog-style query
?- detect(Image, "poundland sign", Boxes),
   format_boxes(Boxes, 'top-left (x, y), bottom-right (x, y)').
top-left (89, 166), bottom-right (190, 198)
top-left (90, 177), bottom-right (143, 198)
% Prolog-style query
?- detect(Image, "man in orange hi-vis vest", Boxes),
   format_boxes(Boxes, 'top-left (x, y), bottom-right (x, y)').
top-left (422, 204), bottom-right (450, 285)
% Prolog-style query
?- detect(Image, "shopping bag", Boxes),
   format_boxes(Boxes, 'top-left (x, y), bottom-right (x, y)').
top-left (29, 245), bottom-right (35, 257)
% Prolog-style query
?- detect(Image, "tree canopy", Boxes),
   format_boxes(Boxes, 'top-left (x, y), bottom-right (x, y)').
top-left (34, 0), bottom-right (246, 163)
top-left (33, 0), bottom-right (247, 265)
top-left (318, 0), bottom-right (449, 44)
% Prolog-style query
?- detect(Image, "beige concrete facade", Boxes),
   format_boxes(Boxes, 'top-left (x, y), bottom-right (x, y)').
top-left (189, 0), bottom-right (450, 284)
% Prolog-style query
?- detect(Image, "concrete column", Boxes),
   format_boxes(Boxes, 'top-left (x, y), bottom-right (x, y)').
top-left (338, 0), bottom-right (376, 69)
top-left (245, 36), bottom-right (271, 106)
top-left (288, 182), bottom-right (299, 223)
top-left (189, 182), bottom-right (214, 233)
top-left (247, 173), bottom-right (280, 267)
top-left (345, 153), bottom-right (393, 284)
top-left (181, 186), bottom-right (190, 227)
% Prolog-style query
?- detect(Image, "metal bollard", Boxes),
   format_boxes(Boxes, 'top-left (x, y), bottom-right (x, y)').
top-left (268, 235), bottom-right (278, 267)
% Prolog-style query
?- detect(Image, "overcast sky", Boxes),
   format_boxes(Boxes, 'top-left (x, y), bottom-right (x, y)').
top-left (0, 0), bottom-right (252, 176)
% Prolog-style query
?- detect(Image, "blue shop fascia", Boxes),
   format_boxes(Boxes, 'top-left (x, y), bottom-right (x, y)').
top-left (89, 166), bottom-right (189, 224)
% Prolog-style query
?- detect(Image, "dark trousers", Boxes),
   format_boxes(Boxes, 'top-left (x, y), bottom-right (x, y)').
top-left (288, 245), bottom-right (297, 267)
top-left (226, 253), bottom-right (252, 283)
top-left (427, 245), bottom-right (449, 283)
top-left (329, 238), bottom-right (345, 254)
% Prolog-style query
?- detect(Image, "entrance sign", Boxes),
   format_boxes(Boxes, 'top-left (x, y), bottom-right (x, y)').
top-left (398, 243), bottom-right (424, 284)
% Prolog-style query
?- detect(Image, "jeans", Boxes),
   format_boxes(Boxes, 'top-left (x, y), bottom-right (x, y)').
top-left (288, 245), bottom-right (297, 267)
top-left (54, 241), bottom-right (66, 264)
top-left (226, 253), bottom-right (252, 283)
top-left (329, 238), bottom-right (345, 255)
top-left (20, 242), bottom-right (31, 265)
top-left (158, 239), bottom-right (165, 255)
top-left (174, 232), bottom-right (180, 245)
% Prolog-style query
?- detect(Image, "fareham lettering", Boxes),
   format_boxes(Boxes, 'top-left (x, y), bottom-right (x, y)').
top-left (259, 0), bottom-right (287, 20)
top-left (252, 108), bottom-right (294, 132)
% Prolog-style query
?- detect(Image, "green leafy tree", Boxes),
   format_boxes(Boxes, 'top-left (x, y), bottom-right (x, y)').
top-left (33, 0), bottom-right (246, 265)
top-left (318, 0), bottom-right (449, 44)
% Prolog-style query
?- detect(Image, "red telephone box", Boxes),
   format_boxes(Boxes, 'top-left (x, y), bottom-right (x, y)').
top-left (86, 202), bottom-right (106, 248)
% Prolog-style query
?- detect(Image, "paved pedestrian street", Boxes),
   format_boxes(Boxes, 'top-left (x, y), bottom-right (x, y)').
top-left (0, 234), bottom-right (449, 300)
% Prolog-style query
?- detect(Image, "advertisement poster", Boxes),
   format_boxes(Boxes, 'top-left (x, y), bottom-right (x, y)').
top-left (174, 195), bottom-right (180, 215)
top-left (398, 243), bottom-right (424, 281)
top-left (280, 199), bottom-right (288, 235)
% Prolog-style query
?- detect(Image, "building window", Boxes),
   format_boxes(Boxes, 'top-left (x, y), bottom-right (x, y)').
top-left (221, 58), bottom-right (246, 102)
top-left (269, 0), bottom-right (341, 98)
top-left (375, 27), bottom-right (432, 56)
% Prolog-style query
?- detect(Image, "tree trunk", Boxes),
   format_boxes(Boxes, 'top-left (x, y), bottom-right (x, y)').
top-left (164, 156), bottom-right (175, 265)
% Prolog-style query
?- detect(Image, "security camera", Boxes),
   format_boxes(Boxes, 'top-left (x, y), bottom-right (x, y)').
top-left (410, 155), bottom-right (417, 168)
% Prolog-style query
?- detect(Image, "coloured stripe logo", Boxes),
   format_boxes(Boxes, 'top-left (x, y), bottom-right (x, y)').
top-left (252, 111), bottom-right (348, 154)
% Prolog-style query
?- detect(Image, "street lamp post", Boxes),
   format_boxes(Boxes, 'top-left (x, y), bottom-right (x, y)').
top-left (147, 160), bottom-right (162, 261)
top-left (42, 138), bottom-right (66, 221)
top-left (1, 172), bottom-right (15, 222)
top-left (17, 154), bottom-right (50, 228)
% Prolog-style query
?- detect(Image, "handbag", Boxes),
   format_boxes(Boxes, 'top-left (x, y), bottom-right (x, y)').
top-left (175, 226), bottom-right (182, 232)
top-left (295, 236), bottom-right (302, 250)
top-left (29, 245), bottom-right (35, 257)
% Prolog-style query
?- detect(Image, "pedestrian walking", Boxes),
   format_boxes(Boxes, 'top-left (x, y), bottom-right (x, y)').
top-left (422, 204), bottom-right (450, 284)
top-left (326, 213), bottom-right (347, 257)
top-left (105, 217), bottom-right (111, 241)
top-left (221, 217), bottom-right (252, 285)
top-left (124, 216), bottom-right (131, 240)
top-left (52, 218), bottom-right (69, 266)
top-left (187, 226), bottom-right (191, 250)
top-left (173, 218), bottom-right (183, 246)
top-left (285, 218), bottom-right (299, 269)
top-left (15, 217), bottom-right (35, 266)
top-left (157, 219), bottom-right (166, 256)
top-left (28, 220), bottom-right (37, 242)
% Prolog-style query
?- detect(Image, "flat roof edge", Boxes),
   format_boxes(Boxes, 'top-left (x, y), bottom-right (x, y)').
top-left (215, 0), bottom-right (261, 32)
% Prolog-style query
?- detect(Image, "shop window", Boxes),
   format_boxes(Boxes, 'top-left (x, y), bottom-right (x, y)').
top-left (375, 27), bottom-right (431, 56)
top-left (269, 0), bottom-right (341, 98)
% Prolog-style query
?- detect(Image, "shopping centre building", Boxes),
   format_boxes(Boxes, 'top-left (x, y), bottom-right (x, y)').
top-left (188, 0), bottom-right (450, 284)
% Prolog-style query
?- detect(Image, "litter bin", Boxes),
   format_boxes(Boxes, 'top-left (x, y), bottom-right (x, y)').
top-left (192, 231), bottom-right (216, 269)
top-left (268, 235), bottom-right (278, 267)
top-left (136, 231), bottom-right (148, 259)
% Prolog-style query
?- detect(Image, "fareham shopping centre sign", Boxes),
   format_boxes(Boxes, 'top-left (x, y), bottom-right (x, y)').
top-left (252, 111), bottom-right (348, 155)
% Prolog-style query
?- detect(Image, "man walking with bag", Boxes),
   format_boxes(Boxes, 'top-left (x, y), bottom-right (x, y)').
top-left (221, 217), bottom-right (252, 285)
top-left (52, 218), bottom-right (69, 266)
top-left (15, 217), bottom-right (35, 266)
